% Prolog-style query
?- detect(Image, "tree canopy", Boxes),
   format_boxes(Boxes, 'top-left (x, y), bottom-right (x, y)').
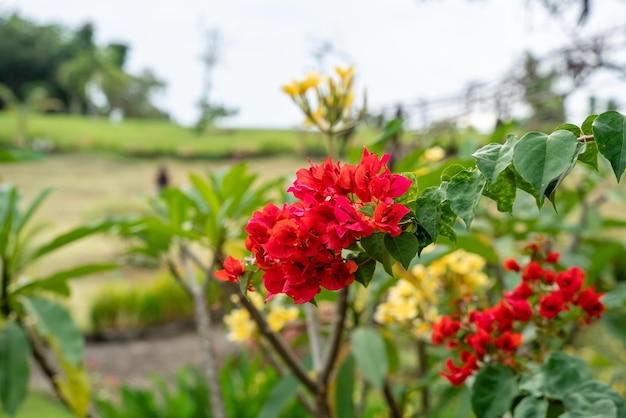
top-left (0, 13), bottom-right (168, 119)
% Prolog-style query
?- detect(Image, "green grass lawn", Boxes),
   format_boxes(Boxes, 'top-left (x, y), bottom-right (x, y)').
top-left (1, 393), bottom-right (72, 418)
top-left (0, 112), bottom-right (377, 158)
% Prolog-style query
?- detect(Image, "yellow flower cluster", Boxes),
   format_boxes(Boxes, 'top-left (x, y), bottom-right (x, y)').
top-left (374, 249), bottom-right (489, 338)
top-left (374, 277), bottom-right (440, 338)
top-left (428, 249), bottom-right (489, 297)
top-left (223, 292), bottom-right (299, 343)
top-left (281, 66), bottom-right (359, 134)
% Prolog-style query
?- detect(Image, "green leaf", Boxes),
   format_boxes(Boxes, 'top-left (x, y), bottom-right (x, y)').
top-left (368, 118), bottom-right (403, 155)
top-left (27, 218), bottom-right (117, 268)
top-left (396, 172), bottom-right (418, 206)
top-left (384, 232), bottom-right (418, 269)
top-left (55, 355), bottom-right (91, 418)
top-left (578, 140), bottom-right (599, 170)
top-left (21, 297), bottom-right (83, 366)
top-left (582, 114), bottom-right (598, 135)
top-left (513, 130), bottom-right (580, 206)
top-left (520, 352), bottom-right (592, 400)
top-left (473, 134), bottom-right (518, 184)
top-left (514, 396), bottom-right (549, 418)
top-left (0, 321), bottom-right (31, 416)
top-left (350, 327), bottom-right (388, 389)
top-left (189, 173), bottom-right (221, 214)
top-left (440, 164), bottom-right (467, 181)
top-left (593, 111), bottom-right (626, 182)
top-left (351, 253), bottom-right (377, 287)
top-left (0, 184), bottom-right (18, 256)
top-left (482, 166), bottom-right (517, 213)
top-left (601, 283), bottom-right (626, 309)
top-left (14, 187), bottom-right (53, 237)
top-left (334, 355), bottom-right (355, 418)
top-left (383, 335), bottom-right (400, 374)
top-left (257, 374), bottom-right (299, 418)
top-left (471, 364), bottom-right (518, 418)
top-left (12, 263), bottom-right (117, 297)
top-left (438, 201), bottom-right (457, 244)
top-left (544, 141), bottom-right (586, 205)
top-left (447, 169), bottom-right (486, 229)
top-left (360, 233), bottom-right (394, 275)
top-left (415, 185), bottom-right (446, 242)
top-left (555, 123), bottom-right (582, 136)
top-left (563, 380), bottom-right (626, 418)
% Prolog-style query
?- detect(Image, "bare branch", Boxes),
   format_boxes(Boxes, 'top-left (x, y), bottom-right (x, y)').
top-left (225, 282), bottom-right (318, 394)
top-left (318, 287), bottom-right (349, 386)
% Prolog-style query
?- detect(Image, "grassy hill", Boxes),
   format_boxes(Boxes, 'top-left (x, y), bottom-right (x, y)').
top-left (0, 112), bottom-right (377, 158)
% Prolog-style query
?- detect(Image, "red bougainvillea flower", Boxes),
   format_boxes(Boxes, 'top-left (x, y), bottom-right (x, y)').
top-left (545, 251), bottom-right (560, 264)
top-left (503, 258), bottom-right (521, 272)
top-left (215, 256), bottom-right (246, 282)
top-left (234, 148), bottom-right (412, 304)
top-left (522, 261), bottom-right (544, 282)
top-left (577, 286), bottom-right (605, 321)
top-left (556, 267), bottom-right (585, 302)
top-left (433, 245), bottom-right (606, 387)
top-left (431, 315), bottom-right (462, 345)
top-left (494, 331), bottom-right (522, 352)
top-left (539, 290), bottom-right (565, 319)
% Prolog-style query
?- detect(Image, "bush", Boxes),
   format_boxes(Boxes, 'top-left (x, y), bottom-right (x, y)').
top-left (89, 272), bottom-right (193, 335)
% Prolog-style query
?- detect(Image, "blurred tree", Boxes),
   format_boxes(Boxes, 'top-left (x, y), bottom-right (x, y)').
top-left (194, 28), bottom-right (237, 132)
top-left (0, 13), bottom-right (167, 120)
top-left (0, 14), bottom-right (70, 107)
top-left (519, 53), bottom-right (566, 131)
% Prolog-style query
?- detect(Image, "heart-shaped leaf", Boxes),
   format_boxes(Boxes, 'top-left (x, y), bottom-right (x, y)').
top-left (592, 110), bottom-right (626, 182)
top-left (473, 134), bottom-right (518, 184)
top-left (447, 169), bottom-right (486, 229)
top-left (513, 130), bottom-right (580, 206)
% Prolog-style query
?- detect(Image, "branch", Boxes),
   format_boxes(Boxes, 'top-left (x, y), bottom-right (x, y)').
top-left (225, 282), bottom-right (318, 394)
top-left (578, 134), bottom-right (594, 142)
top-left (318, 287), bottom-right (349, 386)
top-left (180, 249), bottom-right (226, 418)
top-left (23, 324), bottom-right (95, 418)
top-left (304, 303), bottom-right (323, 373)
top-left (166, 258), bottom-right (192, 298)
top-left (383, 379), bottom-right (403, 418)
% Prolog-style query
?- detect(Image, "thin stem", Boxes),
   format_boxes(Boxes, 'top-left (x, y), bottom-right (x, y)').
top-left (383, 379), bottom-right (402, 418)
top-left (417, 339), bottom-right (430, 416)
top-left (318, 287), bottom-right (349, 386)
top-left (1, 256), bottom-right (10, 316)
top-left (226, 282), bottom-right (318, 394)
top-left (305, 303), bottom-right (323, 374)
top-left (578, 134), bottom-right (594, 142)
top-left (181, 249), bottom-right (226, 418)
top-left (166, 258), bottom-right (192, 298)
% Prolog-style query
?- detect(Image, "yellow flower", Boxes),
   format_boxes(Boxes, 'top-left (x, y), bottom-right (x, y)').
top-left (423, 146), bottom-right (446, 163)
top-left (223, 309), bottom-right (255, 342)
top-left (299, 72), bottom-right (321, 93)
top-left (335, 66), bottom-right (355, 88)
top-left (267, 305), bottom-right (299, 332)
top-left (281, 81), bottom-right (300, 97)
top-left (373, 302), bottom-right (395, 324)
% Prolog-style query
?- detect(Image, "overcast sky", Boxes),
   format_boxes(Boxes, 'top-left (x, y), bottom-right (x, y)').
top-left (2, 0), bottom-right (626, 128)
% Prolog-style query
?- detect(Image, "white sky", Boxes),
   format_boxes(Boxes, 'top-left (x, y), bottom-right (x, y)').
top-left (2, 0), bottom-right (626, 128)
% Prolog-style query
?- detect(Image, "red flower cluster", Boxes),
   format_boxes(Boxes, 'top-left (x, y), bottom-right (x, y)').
top-left (215, 149), bottom-right (411, 304)
top-left (432, 247), bottom-right (605, 386)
